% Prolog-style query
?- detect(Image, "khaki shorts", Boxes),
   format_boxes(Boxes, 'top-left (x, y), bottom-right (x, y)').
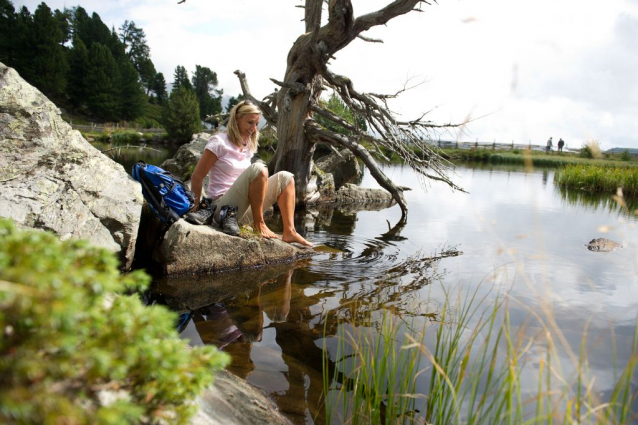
top-left (212, 162), bottom-right (294, 225)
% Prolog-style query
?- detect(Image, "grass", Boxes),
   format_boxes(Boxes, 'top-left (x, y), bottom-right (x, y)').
top-left (555, 164), bottom-right (638, 198)
top-left (442, 148), bottom-right (638, 169)
top-left (322, 286), bottom-right (638, 424)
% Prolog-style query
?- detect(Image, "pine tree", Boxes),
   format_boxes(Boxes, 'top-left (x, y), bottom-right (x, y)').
top-left (29, 3), bottom-right (68, 98)
top-left (162, 86), bottom-right (201, 143)
top-left (53, 8), bottom-right (71, 45)
top-left (85, 42), bottom-right (119, 121)
top-left (225, 94), bottom-right (245, 113)
top-left (67, 35), bottom-right (89, 112)
top-left (172, 65), bottom-right (192, 93)
top-left (118, 20), bottom-right (155, 93)
top-left (118, 58), bottom-right (145, 121)
top-left (191, 65), bottom-right (222, 121)
top-left (152, 72), bottom-right (168, 105)
top-left (0, 0), bottom-right (17, 65)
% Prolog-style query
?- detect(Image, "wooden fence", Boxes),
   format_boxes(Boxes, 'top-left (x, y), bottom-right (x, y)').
top-left (69, 123), bottom-right (216, 135)
top-left (430, 139), bottom-right (579, 153)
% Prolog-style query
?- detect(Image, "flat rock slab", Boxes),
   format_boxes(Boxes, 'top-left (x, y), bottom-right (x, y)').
top-left (154, 220), bottom-right (315, 275)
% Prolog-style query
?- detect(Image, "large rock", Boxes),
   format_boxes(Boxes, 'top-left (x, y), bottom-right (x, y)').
top-left (315, 148), bottom-right (362, 189)
top-left (194, 369), bottom-right (291, 425)
top-left (161, 132), bottom-right (211, 179)
top-left (0, 63), bottom-right (142, 270)
top-left (150, 220), bottom-right (314, 275)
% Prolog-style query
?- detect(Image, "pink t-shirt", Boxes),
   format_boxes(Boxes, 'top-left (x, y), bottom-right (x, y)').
top-left (205, 133), bottom-right (252, 199)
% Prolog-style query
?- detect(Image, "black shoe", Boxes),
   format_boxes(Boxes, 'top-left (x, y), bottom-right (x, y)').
top-left (185, 198), bottom-right (216, 225)
top-left (218, 205), bottom-right (240, 236)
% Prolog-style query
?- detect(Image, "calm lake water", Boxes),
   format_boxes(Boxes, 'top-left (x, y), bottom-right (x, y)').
top-left (144, 160), bottom-right (638, 424)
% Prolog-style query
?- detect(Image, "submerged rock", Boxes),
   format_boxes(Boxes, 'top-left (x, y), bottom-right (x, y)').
top-left (0, 63), bottom-right (142, 270)
top-left (586, 237), bottom-right (623, 252)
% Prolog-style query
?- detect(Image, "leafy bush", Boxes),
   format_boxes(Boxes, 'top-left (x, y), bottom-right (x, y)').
top-left (620, 150), bottom-right (632, 161)
top-left (0, 219), bottom-right (229, 424)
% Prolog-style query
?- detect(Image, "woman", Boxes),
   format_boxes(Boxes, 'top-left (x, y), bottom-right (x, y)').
top-left (189, 100), bottom-right (312, 247)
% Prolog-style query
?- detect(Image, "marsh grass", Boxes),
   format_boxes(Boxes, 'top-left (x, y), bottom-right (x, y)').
top-left (555, 164), bottom-right (638, 198)
top-left (443, 148), bottom-right (638, 169)
top-left (323, 286), bottom-right (638, 424)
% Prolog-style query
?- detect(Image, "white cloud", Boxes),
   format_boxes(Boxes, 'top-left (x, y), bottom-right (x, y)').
top-left (12, 0), bottom-right (638, 150)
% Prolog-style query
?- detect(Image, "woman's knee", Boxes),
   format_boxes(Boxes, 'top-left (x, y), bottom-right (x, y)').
top-left (278, 171), bottom-right (294, 192)
top-left (248, 162), bottom-right (268, 182)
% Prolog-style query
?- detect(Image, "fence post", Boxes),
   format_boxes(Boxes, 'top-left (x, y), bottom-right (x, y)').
top-left (511, 140), bottom-right (514, 150)
top-left (493, 139), bottom-right (496, 150)
top-left (529, 140), bottom-right (532, 150)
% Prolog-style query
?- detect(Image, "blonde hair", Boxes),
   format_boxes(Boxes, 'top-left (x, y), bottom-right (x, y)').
top-left (226, 100), bottom-right (261, 153)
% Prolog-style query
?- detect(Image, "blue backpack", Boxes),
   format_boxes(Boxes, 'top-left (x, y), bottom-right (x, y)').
top-left (131, 161), bottom-right (195, 224)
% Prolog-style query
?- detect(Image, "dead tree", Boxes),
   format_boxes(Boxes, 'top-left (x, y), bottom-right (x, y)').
top-left (232, 0), bottom-right (466, 221)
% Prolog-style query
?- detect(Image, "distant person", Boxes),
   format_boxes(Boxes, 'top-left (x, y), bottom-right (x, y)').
top-left (558, 138), bottom-right (565, 152)
top-left (546, 137), bottom-right (553, 153)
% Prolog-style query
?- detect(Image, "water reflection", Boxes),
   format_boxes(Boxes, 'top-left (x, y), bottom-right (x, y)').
top-left (149, 242), bottom-right (455, 423)
top-left (90, 140), bottom-right (178, 174)
top-left (555, 185), bottom-right (638, 218)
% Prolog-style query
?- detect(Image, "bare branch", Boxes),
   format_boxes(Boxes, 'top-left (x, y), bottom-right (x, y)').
top-left (269, 78), bottom-right (308, 95)
top-left (101, 145), bottom-right (161, 154)
top-left (353, 1), bottom-right (427, 34)
top-left (306, 121), bottom-right (409, 220)
top-left (319, 66), bottom-right (466, 193)
top-left (357, 35), bottom-right (384, 43)
top-left (305, 0), bottom-right (323, 37)
top-left (234, 70), bottom-right (278, 126)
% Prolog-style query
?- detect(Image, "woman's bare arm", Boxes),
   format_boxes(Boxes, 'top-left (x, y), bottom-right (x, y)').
top-left (190, 149), bottom-right (217, 209)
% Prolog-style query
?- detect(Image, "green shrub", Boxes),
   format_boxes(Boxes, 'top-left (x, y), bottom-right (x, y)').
top-left (620, 150), bottom-right (632, 162)
top-left (162, 87), bottom-right (202, 143)
top-left (0, 219), bottom-right (229, 424)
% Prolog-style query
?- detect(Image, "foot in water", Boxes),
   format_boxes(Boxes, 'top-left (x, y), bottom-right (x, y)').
top-left (283, 230), bottom-right (313, 247)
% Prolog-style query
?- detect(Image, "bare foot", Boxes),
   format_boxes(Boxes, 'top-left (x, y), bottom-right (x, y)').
top-left (283, 230), bottom-right (313, 247)
top-left (255, 222), bottom-right (281, 240)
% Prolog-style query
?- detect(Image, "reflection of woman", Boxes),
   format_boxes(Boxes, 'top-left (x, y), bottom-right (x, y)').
top-left (190, 100), bottom-right (312, 247)
top-left (260, 270), bottom-right (293, 323)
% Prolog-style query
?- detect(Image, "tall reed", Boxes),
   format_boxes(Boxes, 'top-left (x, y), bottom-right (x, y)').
top-left (323, 286), bottom-right (638, 424)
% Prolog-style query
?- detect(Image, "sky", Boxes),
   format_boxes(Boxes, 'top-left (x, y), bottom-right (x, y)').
top-left (13, 0), bottom-right (638, 151)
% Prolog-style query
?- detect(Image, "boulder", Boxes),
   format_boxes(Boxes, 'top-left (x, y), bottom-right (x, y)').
top-left (194, 369), bottom-right (292, 425)
top-left (0, 63), bottom-right (142, 270)
top-left (143, 218), bottom-right (314, 276)
top-left (161, 132), bottom-right (211, 179)
top-left (315, 148), bottom-right (362, 189)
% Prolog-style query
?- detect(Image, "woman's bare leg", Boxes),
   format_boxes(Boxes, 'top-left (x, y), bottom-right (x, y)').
top-left (278, 180), bottom-right (312, 247)
top-left (248, 167), bottom-right (280, 239)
